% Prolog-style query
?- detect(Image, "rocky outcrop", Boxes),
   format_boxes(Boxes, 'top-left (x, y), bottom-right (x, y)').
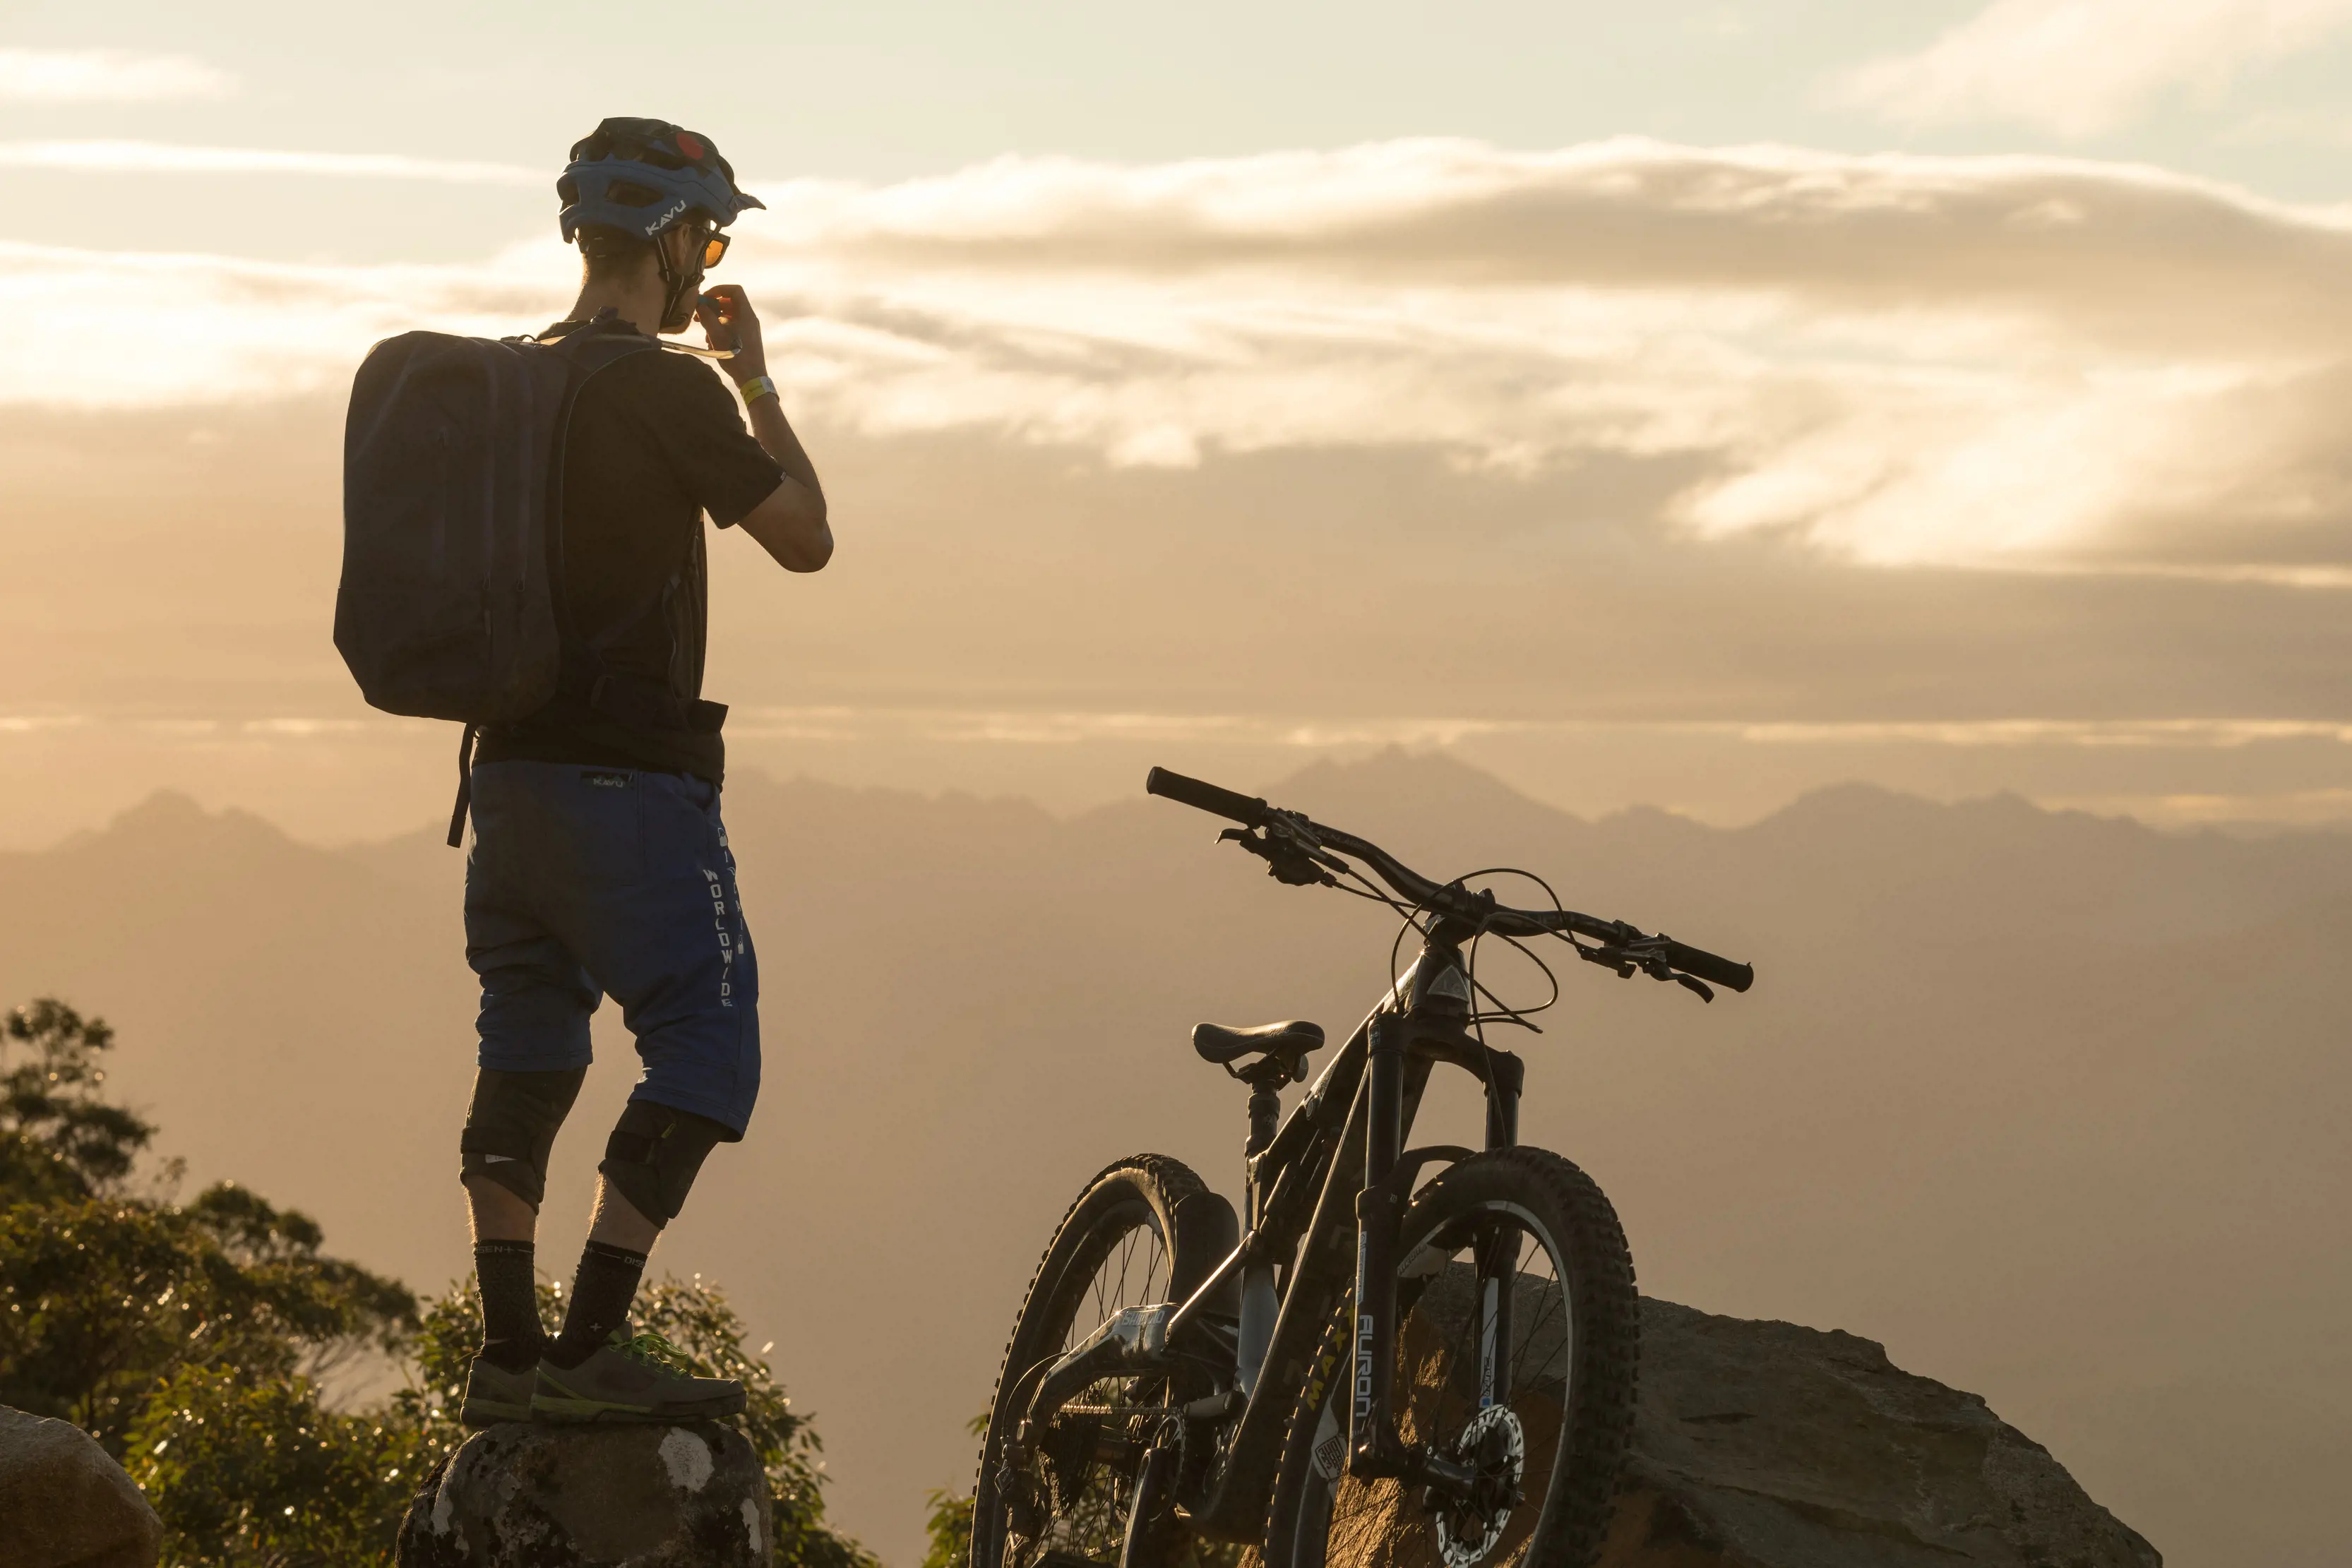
top-left (396, 1421), bottom-right (772, 1567)
top-left (1601, 1299), bottom-right (2161, 1567)
top-left (0, 1405), bottom-right (162, 1568)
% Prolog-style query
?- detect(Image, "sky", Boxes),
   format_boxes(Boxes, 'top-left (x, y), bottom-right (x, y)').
top-left (7, 0), bottom-right (2352, 844)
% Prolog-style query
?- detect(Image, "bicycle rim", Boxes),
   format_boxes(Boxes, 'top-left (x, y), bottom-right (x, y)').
top-left (1009, 1202), bottom-right (1174, 1568)
top-left (1302, 1206), bottom-right (1576, 1568)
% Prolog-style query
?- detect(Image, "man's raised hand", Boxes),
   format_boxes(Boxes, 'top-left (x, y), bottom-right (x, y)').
top-left (696, 285), bottom-right (766, 378)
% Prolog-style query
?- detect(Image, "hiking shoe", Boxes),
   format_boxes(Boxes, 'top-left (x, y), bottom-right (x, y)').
top-left (532, 1329), bottom-right (746, 1423)
top-left (459, 1354), bottom-right (539, 1427)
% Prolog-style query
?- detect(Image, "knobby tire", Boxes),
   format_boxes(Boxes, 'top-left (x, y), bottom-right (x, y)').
top-left (1260, 1147), bottom-right (1639, 1568)
top-left (971, 1155), bottom-right (1235, 1568)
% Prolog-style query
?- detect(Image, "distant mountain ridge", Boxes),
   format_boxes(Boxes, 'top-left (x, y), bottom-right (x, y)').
top-left (1, 751), bottom-right (2343, 1568)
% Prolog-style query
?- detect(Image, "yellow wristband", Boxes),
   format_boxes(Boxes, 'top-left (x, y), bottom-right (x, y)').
top-left (738, 374), bottom-right (777, 405)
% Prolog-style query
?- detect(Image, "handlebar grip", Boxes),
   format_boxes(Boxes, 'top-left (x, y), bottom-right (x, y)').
top-left (1145, 767), bottom-right (1270, 827)
top-left (1663, 940), bottom-right (1753, 993)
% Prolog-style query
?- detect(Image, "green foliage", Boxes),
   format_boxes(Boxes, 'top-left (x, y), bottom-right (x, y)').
top-left (0, 1186), bottom-right (417, 1451)
top-left (1, 998), bottom-right (157, 1204)
top-left (1, 998), bottom-right (414, 1449)
top-left (924, 1488), bottom-right (977, 1568)
top-left (922, 1413), bottom-right (987, 1568)
top-left (0, 996), bottom-right (877, 1567)
top-left (125, 1365), bottom-right (422, 1567)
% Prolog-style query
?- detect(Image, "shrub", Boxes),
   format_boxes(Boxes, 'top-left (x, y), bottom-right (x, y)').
top-left (0, 997), bottom-right (874, 1566)
top-left (0, 1188), bottom-right (415, 1451)
top-left (924, 1486), bottom-right (976, 1568)
top-left (126, 1365), bottom-right (422, 1567)
top-left (1, 998), bottom-right (155, 1204)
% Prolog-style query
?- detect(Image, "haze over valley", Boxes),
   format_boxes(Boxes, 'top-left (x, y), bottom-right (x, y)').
top-left (4, 753), bottom-right (2343, 1568)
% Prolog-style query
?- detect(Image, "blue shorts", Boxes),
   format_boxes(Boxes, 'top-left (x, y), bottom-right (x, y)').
top-left (463, 761), bottom-right (760, 1135)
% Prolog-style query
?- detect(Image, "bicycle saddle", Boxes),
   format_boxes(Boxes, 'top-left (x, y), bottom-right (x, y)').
top-left (1193, 1019), bottom-right (1324, 1078)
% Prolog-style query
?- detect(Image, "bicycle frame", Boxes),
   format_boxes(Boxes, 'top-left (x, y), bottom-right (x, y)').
top-left (1015, 907), bottom-right (1522, 1543)
top-left (993, 768), bottom-right (1748, 1567)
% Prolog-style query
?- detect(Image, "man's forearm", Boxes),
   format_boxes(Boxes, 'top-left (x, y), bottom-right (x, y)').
top-left (747, 397), bottom-right (823, 518)
top-left (738, 389), bottom-right (832, 570)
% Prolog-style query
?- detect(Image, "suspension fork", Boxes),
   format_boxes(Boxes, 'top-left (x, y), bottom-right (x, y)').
top-left (1349, 1012), bottom-right (1408, 1471)
top-left (1476, 1051), bottom-right (1524, 1408)
top-left (1351, 1018), bottom-right (1526, 1474)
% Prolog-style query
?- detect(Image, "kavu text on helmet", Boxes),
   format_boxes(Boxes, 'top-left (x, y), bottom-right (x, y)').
top-left (559, 116), bottom-right (765, 330)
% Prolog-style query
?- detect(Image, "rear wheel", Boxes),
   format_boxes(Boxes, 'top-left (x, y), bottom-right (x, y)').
top-left (972, 1156), bottom-right (1238, 1568)
top-left (1261, 1148), bottom-right (1638, 1568)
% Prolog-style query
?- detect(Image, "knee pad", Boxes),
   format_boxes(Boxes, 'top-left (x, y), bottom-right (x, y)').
top-left (458, 1066), bottom-right (587, 1210)
top-left (597, 1100), bottom-right (732, 1228)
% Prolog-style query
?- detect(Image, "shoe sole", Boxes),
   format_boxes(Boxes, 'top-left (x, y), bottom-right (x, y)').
top-left (536, 1363), bottom-right (748, 1429)
top-left (459, 1395), bottom-right (535, 1428)
top-left (532, 1387), bottom-right (748, 1425)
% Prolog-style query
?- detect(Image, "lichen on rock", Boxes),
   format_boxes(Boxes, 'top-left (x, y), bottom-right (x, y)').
top-left (396, 1420), bottom-right (772, 1567)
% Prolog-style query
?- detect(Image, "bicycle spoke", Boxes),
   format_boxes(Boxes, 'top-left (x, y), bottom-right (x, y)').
top-left (1022, 1207), bottom-right (1174, 1568)
top-left (1317, 1207), bottom-right (1570, 1568)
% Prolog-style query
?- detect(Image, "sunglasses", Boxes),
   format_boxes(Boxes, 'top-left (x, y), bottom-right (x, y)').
top-left (694, 229), bottom-right (730, 270)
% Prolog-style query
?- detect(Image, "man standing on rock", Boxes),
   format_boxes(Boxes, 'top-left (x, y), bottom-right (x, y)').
top-left (453, 118), bottom-right (830, 1426)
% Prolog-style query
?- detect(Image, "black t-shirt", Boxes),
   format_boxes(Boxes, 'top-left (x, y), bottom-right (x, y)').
top-left (474, 323), bottom-right (783, 784)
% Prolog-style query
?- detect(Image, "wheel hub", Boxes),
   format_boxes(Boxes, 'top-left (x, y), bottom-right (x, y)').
top-left (1426, 1405), bottom-right (1525, 1568)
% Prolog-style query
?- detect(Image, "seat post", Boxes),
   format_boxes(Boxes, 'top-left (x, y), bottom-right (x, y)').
top-left (1236, 1057), bottom-right (1290, 1398)
top-left (1244, 1077), bottom-right (1284, 1160)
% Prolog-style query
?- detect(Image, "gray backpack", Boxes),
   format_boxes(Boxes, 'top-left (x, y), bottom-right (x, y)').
top-left (337, 316), bottom-right (659, 842)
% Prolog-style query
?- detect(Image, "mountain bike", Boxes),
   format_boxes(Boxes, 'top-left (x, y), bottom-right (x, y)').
top-left (970, 768), bottom-right (1755, 1568)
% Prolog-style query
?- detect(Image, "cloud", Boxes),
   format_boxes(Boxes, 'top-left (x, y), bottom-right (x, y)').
top-left (1724, 719), bottom-right (2352, 748)
top-left (2040, 785), bottom-right (2352, 826)
top-left (11, 138), bottom-right (2352, 577)
top-left (727, 710), bottom-right (2352, 750)
top-left (0, 140), bottom-right (538, 184)
top-left (0, 48), bottom-right (234, 103)
top-left (0, 240), bottom-right (559, 408)
top-left (1832, 0), bottom-right (2352, 135)
top-left (20, 706), bottom-right (2339, 753)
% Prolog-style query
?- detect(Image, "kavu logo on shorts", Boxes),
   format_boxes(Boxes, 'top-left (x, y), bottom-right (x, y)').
top-left (583, 771), bottom-right (631, 788)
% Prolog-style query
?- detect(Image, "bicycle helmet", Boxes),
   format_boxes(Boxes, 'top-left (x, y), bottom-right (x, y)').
top-left (557, 116), bottom-right (764, 244)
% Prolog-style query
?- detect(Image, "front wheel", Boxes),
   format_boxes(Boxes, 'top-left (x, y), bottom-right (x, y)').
top-left (1262, 1147), bottom-right (1639, 1568)
top-left (972, 1155), bottom-right (1238, 1568)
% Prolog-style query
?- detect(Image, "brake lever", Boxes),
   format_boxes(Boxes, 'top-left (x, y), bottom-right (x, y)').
top-left (1571, 938), bottom-right (1714, 1002)
top-left (1217, 826), bottom-right (1333, 887)
top-left (1267, 812), bottom-right (1354, 873)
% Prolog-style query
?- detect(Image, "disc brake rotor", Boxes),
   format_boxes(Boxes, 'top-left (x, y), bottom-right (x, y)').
top-left (1430, 1404), bottom-right (1526, 1568)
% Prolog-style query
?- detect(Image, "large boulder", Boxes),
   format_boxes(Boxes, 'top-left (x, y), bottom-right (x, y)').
top-left (0, 1405), bottom-right (162, 1568)
top-left (396, 1420), bottom-right (772, 1567)
top-left (1601, 1299), bottom-right (2162, 1567)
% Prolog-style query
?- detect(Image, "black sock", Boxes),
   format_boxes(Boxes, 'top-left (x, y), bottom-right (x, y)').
top-left (474, 1240), bottom-right (544, 1372)
top-left (545, 1240), bottom-right (649, 1370)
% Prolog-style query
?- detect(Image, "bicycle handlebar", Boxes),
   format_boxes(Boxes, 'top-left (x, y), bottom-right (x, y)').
top-left (1145, 765), bottom-right (1754, 995)
top-left (1650, 938), bottom-right (1753, 993)
top-left (1145, 767), bottom-right (1270, 827)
